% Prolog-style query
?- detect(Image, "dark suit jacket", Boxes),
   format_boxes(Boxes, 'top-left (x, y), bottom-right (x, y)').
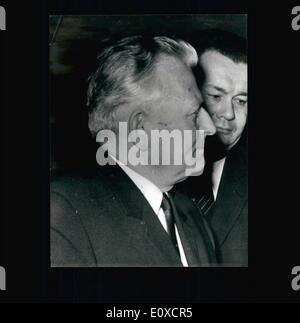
top-left (208, 135), bottom-right (248, 266)
top-left (50, 165), bottom-right (216, 267)
top-left (175, 133), bottom-right (248, 266)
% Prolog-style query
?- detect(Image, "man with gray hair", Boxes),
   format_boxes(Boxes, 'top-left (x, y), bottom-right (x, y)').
top-left (50, 35), bottom-right (216, 267)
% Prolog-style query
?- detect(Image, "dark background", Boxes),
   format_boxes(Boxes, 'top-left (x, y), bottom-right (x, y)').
top-left (1, 0), bottom-right (300, 303)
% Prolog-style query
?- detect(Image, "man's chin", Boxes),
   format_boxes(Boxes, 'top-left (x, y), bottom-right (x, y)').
top-left (186, 168), bottom-right (204, 177)
top-left (172, 163), bottom-right (204, 186)
top-left (218, 133), bottom-right (239, 148)
top-left (184, 161), bottom-right (205, 177)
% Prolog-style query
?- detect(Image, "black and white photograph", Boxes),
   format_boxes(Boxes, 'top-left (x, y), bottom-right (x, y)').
top-left (1, 0), bottom-right (300, 305)
top-left (49, 15), bottom-right (248, 267)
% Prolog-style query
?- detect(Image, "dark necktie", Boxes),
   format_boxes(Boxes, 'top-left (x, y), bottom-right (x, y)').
top-left (195, 186), bottom-right (215, 216)
top-left (193, 161), bottom-right (215, 216)
top-left (161, 193), bottom-right (179, 254)
top-left (195, 133), bottom-right (229, 216)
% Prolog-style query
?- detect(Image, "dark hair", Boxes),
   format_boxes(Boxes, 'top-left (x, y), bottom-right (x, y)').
top-left (188, 29), bottom-right (247, 89)
top-left (189, 29), bottom-right (247, 64)
top-left (87, 35), bottom-right (198, 136)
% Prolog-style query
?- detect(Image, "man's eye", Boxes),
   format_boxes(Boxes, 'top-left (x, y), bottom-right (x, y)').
top-left (233, 97), bottom-right (247, 106)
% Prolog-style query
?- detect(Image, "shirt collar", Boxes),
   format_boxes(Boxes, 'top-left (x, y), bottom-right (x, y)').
top-left (109, 155), bottom-right (163, 215)
top-left (212, 157), bottom-right (226, 199)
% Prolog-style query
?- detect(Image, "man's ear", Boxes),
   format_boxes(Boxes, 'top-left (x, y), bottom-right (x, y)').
top-left (128, 110), bottom-right (145, 133)
top-left (128, 110), bottom-right (149, 152)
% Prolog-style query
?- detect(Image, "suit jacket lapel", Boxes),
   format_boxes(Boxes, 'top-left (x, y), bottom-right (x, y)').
top-left (209, 138), bottom-right (248, 247)
top-left (94, 165), bottom-right (216, 266)
top-left (98, 165), bottom-right (183, 266)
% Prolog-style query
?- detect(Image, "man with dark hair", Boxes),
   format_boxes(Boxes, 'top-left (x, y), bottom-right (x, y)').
top-left (179, 29), bottom-right (248, 266)
top-left (50, 35), bottom-right (217, 267)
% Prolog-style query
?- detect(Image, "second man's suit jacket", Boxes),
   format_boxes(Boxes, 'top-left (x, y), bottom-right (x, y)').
top-left (175, 133), bottom-right (248, 266)
top-left (208, 135), bottom-right (248, 266)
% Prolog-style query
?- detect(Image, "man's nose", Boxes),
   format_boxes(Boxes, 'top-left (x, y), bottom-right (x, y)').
top-left (217, 99), bottom-right (235, 120)
top-left (197, 109), bottom-right (216, 136)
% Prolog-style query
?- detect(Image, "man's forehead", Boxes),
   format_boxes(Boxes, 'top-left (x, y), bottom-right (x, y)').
top-left (138, 54), bottom-right (201, 102)
top-left (154, 55), bottom-right (192, 83)
top-left (200, 50), bottom-right (247, 91)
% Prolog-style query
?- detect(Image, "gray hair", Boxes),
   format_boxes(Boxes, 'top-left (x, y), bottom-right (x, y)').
top-left (87, 35), bottom-right (198, 136)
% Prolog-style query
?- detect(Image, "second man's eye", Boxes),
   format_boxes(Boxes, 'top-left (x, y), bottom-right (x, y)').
top-left (233, 96), bottom-right (247, 107)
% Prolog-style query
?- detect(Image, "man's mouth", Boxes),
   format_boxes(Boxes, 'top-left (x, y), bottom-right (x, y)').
top-left (216, 127), bottom-right (232, 134)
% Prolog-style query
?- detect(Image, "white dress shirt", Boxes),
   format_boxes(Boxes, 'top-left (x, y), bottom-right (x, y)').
top-left (211, 157), bottom-right (226, 200)
top-left (110, 156), bottom-right (189, 266)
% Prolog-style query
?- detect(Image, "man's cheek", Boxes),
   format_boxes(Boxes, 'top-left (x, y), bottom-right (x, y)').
top-left (183, 130), bottom-right (205, 176)
top-left (236, 111), bottom-right (248, 132)
top-left (236, 106), bottom-right (248, 121)
top-left (184, 148), bottom-right (205, 176)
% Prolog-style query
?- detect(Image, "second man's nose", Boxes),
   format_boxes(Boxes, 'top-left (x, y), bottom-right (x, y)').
top-left (217, 100), bottom-right (235, 121)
